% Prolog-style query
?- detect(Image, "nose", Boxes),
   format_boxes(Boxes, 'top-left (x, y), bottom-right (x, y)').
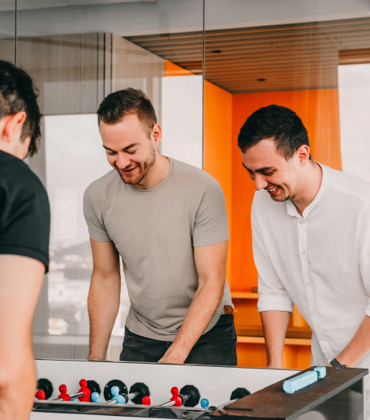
top-left (254, 174), bottom-right (268, 191)
top-left (115, 153), bottom-right (131, 169)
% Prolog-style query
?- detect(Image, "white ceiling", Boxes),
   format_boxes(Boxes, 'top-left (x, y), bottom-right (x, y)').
top-left (0, 0), bottom-right (369, 38)
top-left (0, 0), bottom-right (154, 12)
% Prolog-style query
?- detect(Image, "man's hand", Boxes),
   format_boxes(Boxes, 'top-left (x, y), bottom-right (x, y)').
top-left (88, 238), bottom-right (121, 361)
top-left (0, 255), bottom-right (45, 420)
top-left (158, 351), bottom-right (187, 364)
top-left (333, 315), bottom-right (370, 367)
top-left (158, 240), bottom-right (228, 364)
top-left (261, 310), bottom-right (291, 368)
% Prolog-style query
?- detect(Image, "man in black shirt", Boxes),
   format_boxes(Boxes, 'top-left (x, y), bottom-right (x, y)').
top-left (0, 60), bottom-right (50, 419)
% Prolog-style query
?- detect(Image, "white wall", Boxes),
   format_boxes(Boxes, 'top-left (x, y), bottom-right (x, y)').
top-left (338, 64), bottom-right (370, 182)
top-left (161, 75), bottom-right (203, 169)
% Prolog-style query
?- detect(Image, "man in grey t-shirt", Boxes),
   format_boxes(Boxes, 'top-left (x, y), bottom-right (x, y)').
top-left (84, 88), bottom-right (236, 365)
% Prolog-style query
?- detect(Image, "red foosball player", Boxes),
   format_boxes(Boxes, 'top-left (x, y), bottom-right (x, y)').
top-left (35, 390), bottom-right (45, 400)
top-left (142, 396), bottom-right (151, 405)
top-left (58, 384), bottom-right (71, 401)
top-left (78, 379), bottom-right (91, 402)
top-left (170, 387), bottom-right (183, 407)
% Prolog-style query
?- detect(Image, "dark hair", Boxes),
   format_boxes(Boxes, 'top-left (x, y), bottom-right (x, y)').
top-left (238, 105), bottom-right (311, 160)
top-left (97, 88), bottom-right (157, 138)
top-left (0, 60), bottom-right (42, 156)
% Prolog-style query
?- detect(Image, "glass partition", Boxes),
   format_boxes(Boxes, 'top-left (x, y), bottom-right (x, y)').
top-left (10, 0), bottom-right (204, 360)
top-left (203, 0), bottom-right (370, 370)
top-left (5, 0), bottom-right (370, 368)
top-left (0, 2), bottom-right (16, 63)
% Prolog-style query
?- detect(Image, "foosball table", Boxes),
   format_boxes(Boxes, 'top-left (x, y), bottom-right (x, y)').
top-left (31, 359), bottom-right (368, 419)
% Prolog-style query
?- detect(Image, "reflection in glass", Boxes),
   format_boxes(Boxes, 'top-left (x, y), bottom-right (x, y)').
top-left (339, 63), bottom-right (370, 182)
top-left (0, 2), bottom-right (16, 63)
top-left (10, 0), bottom-right (204, 360)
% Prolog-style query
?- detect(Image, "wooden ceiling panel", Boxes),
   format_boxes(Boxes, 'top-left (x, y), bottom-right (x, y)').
top-left (127, 17), bottom-right (370, 93)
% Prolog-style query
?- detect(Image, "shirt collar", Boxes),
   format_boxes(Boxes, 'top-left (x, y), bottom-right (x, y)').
top-left (286, 162), bottom-right (327, 218)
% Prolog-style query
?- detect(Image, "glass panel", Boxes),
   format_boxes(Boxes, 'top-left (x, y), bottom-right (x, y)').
top-left (0, 1), bottom-right (16, 63)
top-left (11, 0), bottom-right (204, 360)
top-left (339, 62), bottom-right (370, 182)
top-left (204, 0), bottom-right (370, 370)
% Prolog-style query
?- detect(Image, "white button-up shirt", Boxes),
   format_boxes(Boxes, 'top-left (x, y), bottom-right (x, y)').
top-left (252, 163), bottom-right (370, 381)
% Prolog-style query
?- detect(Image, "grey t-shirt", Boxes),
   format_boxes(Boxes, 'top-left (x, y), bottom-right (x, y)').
top-left (83, 157), bottom-right (232, 340)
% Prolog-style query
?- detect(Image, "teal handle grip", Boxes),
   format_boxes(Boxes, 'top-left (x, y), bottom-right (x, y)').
top-left (313, 366), bottom-right (326, 379)
top-left (283, 367), bottom-right (326, 394)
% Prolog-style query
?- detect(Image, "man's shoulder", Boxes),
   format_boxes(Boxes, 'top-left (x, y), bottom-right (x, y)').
top-left (171, 158), bottom-right (221, 192)
top-left (324, 165), bottom-right (370, 204)
top-left (0, 150), bottom-right (30, 179)
top-left (84, 169), bottom-right (118, 203)
top-left (0, 151), bottom-right (46, 196)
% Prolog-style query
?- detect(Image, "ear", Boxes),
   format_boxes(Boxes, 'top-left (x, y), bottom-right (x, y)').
top-left (1, 112), bottom-right (27, 144)
top-left (296, 145), bottom-right (310, 166)
top-left (151, 123), bottom-right (162, 146)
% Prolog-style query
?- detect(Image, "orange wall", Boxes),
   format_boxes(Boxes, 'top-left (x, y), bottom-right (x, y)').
top-left (165, 61), bottom-right (342, 293)
top-left (231, 89), bottom-right (342, 291)
top-left (165, 61), bottom-right (194, 77)
top-left (204, 81), bottom-right (233, 282)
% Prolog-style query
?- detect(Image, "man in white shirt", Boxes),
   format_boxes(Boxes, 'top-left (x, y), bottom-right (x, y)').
top-left (238, 105), bottom-right (370, 382)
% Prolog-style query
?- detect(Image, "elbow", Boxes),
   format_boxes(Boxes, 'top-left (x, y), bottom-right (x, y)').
top-left (197, 276), bottom-right (225, 306)
top-left (0, 360), bottom-right (37, 400)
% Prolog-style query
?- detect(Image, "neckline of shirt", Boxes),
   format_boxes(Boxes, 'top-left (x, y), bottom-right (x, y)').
top-left (127, 156), bottom-right (174, 193)
top-left (0, 149), bottom-right (22, 162)
top-left (286, 162), bottom-right (328, 219)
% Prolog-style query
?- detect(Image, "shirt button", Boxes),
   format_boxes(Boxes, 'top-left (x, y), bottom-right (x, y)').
top-left (301, 250), bottom-right (305, 255)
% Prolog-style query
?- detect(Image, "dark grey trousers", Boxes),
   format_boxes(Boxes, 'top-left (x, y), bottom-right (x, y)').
top-left (119, 314), bottom-right (237, 366)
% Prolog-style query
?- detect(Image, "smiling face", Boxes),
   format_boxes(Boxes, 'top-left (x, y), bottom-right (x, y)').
top-left (100, 113), bottom-right (160, 189)
top-left (241, 138), bottom-right (303, 202)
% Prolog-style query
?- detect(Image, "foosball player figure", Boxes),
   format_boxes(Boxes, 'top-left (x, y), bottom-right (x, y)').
top-left (57, 384), bottom-right (71, 401)
top-left (170, 385), bottom-right (201, 407)
top-left (78, 379), bottom-right (91, 402)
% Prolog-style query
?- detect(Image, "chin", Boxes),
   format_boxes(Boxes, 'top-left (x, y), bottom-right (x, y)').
top-left (270, 192), bottom-right (289, 202)
top-left (119, 172), bottom-right (145, 186)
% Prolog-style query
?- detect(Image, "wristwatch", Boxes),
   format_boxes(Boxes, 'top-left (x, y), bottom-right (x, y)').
top-left (330, 358), bottom-right (348, 369)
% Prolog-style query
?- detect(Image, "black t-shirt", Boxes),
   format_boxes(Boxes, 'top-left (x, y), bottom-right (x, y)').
top-left (0, 150), bottom-right (50, 272)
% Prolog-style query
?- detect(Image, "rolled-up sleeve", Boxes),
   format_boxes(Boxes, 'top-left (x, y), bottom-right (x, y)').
top-left (252, 197), bottom-right (293, 313)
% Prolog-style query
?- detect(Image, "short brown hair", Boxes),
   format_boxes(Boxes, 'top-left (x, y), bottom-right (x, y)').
top-left (97, 88), bottom-right (157, 138)
top-left (0, 60), bottom-right (42, 156)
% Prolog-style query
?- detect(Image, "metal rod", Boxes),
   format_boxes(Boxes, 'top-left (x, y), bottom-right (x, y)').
top-left (127, 391), bottom-right (140, 400)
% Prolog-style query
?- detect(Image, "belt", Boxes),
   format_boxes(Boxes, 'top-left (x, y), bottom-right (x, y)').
top-left (221, 305), bottom-right (233, 315)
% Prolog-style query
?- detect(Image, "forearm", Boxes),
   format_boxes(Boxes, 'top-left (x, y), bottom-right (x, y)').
top-left (162, 280), bottom-right (224, 363)
top-left (88, 272), bottom-right (121, 360)
top-left (0, 345), bottom-right (36, 420)
top-left (0, 255), bottom-right (44, 419)
top-left (335, 315), bottom-right (370, 367)
top-left (261, 310), bottom-right (291, 368)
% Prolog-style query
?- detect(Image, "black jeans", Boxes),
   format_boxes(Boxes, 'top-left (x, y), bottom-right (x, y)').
top-left (119, 314), bottom-right (237, 366)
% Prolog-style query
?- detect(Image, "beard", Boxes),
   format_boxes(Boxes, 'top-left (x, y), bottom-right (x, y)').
top-left (115, 145), bottom-right (157, 186)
